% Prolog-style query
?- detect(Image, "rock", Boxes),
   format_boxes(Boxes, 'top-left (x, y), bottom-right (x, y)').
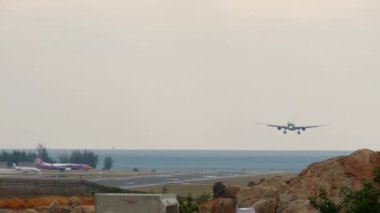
top-left (199, 198), bottom-right (235, 213)
top-left (252, 198), bottom-right (276, 213)
top-left (70, 206), bottom-right (84, 213)
top-left (224, 185), bottom-right (240, 200)
top-left (213, 182), bottom-right (225, 199)
top-left (66, 197), bottom-right (81, 207)
top-left (285, 149), bottom-right (380, 200)
top-left (47, 201), bottom-right (59, 212)
top-left (22, 209), bottom-right (39, 213)
top-left (237, 185), bottom-right (278, 208)
top-left (82, 206), bottom-right (95, 213)
top-left (344, 149), bottom-right (380, 185)
top-left (0, 209), bottom-right (15, 213)
top-left (210, 198), bottom-right (235, 213)
top-left (60, 208), bottom-right (72, 213)
top-left (276, 149), bottom-right (380, 212)
top-left (279, 199), bottom-right (318, 213)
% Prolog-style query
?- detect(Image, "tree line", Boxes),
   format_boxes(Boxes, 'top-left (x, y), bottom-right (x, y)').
top-left (0, 144), bottom-right (113, 169)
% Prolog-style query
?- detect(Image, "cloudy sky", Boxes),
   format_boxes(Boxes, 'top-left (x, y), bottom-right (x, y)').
top-left (1, 0), bottom-right (379, 150)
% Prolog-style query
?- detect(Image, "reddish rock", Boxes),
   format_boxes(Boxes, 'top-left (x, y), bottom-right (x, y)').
top-left (237, 185), bottom-right (278, 208)
top-left (47, 200), bottom-right (59, 212)
top-left (252, 198), bottom-right (276, 213)
top-left (277, 149), bottom-right (380, 212)
top-left (210, 198), bottom-right (235, 213)
top-left (279, 199), bottom-right (318, 213)
top-left (224, 185), bottom-right (240, 199)
top-left (344, 149), bottom-right (380, 184)
top-left (65, 197), bottom-right (81, 207)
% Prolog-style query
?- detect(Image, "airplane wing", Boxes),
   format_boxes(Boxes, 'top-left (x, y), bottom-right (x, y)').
top-left (295, 124), bottom-right (331, 129)
top-left (256, 121), bottom-right (287, 129)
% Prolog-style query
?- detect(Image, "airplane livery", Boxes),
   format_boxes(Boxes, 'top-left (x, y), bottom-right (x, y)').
top-left (13, 163), bottom-right (41, 174)
top-left (34, 158), bottom-right (92, 171)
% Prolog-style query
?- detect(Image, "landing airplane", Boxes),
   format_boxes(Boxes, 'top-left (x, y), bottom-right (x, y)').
top-left (34, 159), bottom-right (92, 171)
top-left (256, 121), bottom-right (329, 134)
top-left (13, 163), bottom-right (41, 174)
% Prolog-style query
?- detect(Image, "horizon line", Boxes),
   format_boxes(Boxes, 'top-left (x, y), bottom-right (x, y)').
top-left (0, 148), bottom-right (357, 152)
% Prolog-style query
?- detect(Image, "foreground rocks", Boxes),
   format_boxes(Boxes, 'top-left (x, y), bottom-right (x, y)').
top-left (0, 196), bottom-right (95, 213)
top-left (200, 148), bottom-right (380, 213)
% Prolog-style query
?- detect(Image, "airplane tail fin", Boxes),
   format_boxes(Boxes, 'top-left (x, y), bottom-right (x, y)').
top-left (34, 158), bottom-right (44, 165)
top-left (12, 163), bottom-right (17, 168)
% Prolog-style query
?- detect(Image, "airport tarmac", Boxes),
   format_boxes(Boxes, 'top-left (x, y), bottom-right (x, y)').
top-left (0, 169), bottom-right (284, 190)
top-left (88, 171), bottom-right (274, 189)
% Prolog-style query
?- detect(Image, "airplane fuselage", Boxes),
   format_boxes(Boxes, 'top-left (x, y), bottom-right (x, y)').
top-left (34, 159), bottom-right (92, 171)
top-left (278, 122), bottom-right (305, 134)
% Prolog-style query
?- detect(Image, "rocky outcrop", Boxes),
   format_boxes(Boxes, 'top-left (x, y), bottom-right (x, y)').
top-left (201, 179), bottom-right (279, 213)
top-left (201, 149), bottom-right (380, 213)
top-left (277, 148), bottom-right (380, 212)
top-left (0, 196), bottom-right (95, 213)
top-left (237, 185), bottom-right (278, 209)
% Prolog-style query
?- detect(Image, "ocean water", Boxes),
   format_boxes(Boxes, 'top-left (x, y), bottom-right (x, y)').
top-left (44, 150), bottom-right (351, 173)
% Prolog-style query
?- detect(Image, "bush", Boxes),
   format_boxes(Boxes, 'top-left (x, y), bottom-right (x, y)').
top-left (341, 182), bottom-right (380, 213)
top-left (178, 193), bottom-right (211, 213)
top-left (36, 143), bottom-right (54, 162)
top-left (310, 167), bottom-right (380, 213)
top-left (103, 156), bottom-right (113, 170)
top-left (59, 150), bottom-right (98, 168)
top-left (309, 188), bottom-right (340, 213)
top-left (179, 194), bottom-right (198, 213)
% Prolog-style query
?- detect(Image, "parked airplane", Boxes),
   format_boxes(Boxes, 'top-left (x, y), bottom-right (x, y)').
top-left (13, 163), bottom-right (41, 174)
top-left (34, 159), bottom-right (92, 171)
top-left (256, 121), bottom-right (329, 134)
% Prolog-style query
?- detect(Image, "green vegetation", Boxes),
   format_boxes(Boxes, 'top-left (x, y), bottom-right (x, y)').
top-left (0, 143), bottom-right (53, 167)
top-left (310, 167), bottom-right (380, 213)
top-left (309, 188), bottom-right (340, 213)
top-left (103, 155), bottom-right (113, 170)
top-left (1, 144), bottom-right (102, 169)
top-left (374, 167), bottom-right (380, 184)
top-left (341, 182), bottom-right (380, 213)
top-left (59, 150), bottom-right (99, 168)
top-left (0, 150), bottom-right (35, 167)
top-left (36, 143), bottom-right (55, 162)
top-left (178, 193), bottom-right (211, 213)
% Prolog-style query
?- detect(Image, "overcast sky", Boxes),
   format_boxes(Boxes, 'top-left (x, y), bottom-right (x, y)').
top-left (1, 0), bottom-right (379, 150)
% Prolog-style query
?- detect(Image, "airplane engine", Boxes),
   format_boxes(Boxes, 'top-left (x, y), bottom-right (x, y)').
top-left (277, 127), bottom-right (281, 130)
top-left (302, 128), bottom-right (306, 131)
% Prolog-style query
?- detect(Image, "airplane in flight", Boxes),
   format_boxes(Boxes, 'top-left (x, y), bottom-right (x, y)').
top-left (13, 163), bottom-right (41, 174)
top-left (256, 121), bottom-right (329, 134)
top-left (34, 158), bottom-right (92, 171)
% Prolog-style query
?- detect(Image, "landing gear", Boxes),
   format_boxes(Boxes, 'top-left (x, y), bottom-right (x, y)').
top-left (298, 130), bottom-right (301, 135)
top-left (283, 130), bottom-right (287, 134)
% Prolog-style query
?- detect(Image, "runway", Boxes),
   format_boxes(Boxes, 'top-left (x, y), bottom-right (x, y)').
top-left (89, 172), bottom-right (249, 189)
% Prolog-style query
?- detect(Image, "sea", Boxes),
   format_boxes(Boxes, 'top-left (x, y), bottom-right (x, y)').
top-left (42, 150), bottom-right (351, 174)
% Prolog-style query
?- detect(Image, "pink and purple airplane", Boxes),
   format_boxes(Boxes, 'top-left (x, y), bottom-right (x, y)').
top-left (34, 158), bottom-right (92, 171)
